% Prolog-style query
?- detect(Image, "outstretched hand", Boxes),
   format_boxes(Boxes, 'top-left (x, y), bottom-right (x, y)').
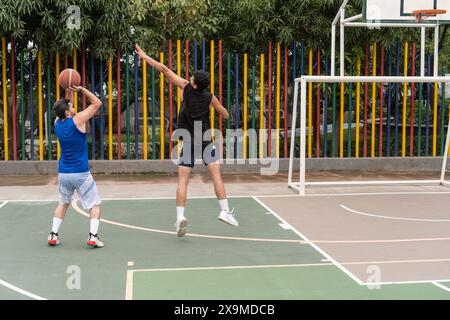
top-left (135, 44), bottom-right (146, 60)
top-left (67, 85), bottom-right (82, 92)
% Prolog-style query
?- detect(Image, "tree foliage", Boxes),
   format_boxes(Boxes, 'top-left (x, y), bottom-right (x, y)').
top-left (0, 0), bottom-right (133, 59)
top-left (0, 0), bottom-right (448, 63)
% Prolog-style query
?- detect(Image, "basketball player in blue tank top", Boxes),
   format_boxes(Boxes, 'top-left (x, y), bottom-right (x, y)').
top-left (135, 44), bottom-right (239, 238)
top-left (47, 85), bottom-right (104, 248)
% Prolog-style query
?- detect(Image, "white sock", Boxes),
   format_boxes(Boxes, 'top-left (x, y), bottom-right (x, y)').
top-left (219, 199), bottom-right (229, 212)
top-left (90, 219), bottom-right (100, 235)
top-left (176, 207), bottom-right (185, 220)
top-left (51, 217), bottom-right (63, 234)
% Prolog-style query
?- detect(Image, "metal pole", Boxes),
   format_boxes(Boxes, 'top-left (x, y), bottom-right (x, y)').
top-left (440, 105), bottom-right (450, 183)
top-left (331, 24), bottom-right (336, 76)
top-left (288, 81), bottom-right (299, 186)
top-left (300, 79), bottom-right (307, 196)
top-left (434, 25), bottom-right (439, 77)
top-left (421, 27), bottom-right (426, 77)
top-left (345, 22), bottom-right (435, 28)
top-left (343, 14), bottom-right (363, 23)
top-left (296, 76), bottom-right (450, 83)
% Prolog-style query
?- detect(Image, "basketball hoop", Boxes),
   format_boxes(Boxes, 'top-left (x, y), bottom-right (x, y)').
top-left (412, 9), bottom-right (447, 23)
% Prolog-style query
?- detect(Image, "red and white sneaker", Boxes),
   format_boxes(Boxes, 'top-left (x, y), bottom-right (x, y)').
top-left (48, 232), bottom-right (60, 246)
top-left (87, 233), bottom-right (104, 248)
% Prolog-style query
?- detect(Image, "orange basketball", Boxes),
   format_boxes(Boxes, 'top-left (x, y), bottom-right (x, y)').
top-left (58, 68), bottom-right (81, 89)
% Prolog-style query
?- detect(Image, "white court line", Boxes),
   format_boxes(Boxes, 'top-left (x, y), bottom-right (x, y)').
top-left (72, 200), bottom-right (450, 244)
top-left (0, 199), bottom-right (57, 202)
top-left (126, 258), bottom-right (450, 273)
top-left (124, 262), bottom-right (332, 300)
top-left (71, 200), bottom-right (304, 243)
top-left (5, 198), bottom-right (449, 244)
top-left (3, 190), bottom-right (450, 203)
top-left (130, 262), bottom-right (332, 273)
top-left (432, 282), bottom-right (450, 292)
top-left (360, 279), bottom-right (450, 286)
top-left (125, 270), bottom-right (134, 300)
top-left (0, 201), bottom-right (48, 300)
top-left (0, 278), bottom-right (47, 300)
top-left (340, 204), bottom-right (450, 222)
top-left (125, 259), bottom-right (450, 291)
top-left (314, 237), bottom-right (450, 244)
top-left (252, 196), bottom-right (364, 285)
top-left (343, 258), bottom-right (450, 265)
top-left (270, 191), bottom-right (450, 197)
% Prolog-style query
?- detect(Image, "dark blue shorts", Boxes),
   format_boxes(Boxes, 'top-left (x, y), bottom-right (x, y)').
top-left (179, 142), bottom-right (218, 168)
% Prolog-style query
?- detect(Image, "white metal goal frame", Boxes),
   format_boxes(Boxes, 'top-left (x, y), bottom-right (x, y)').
top-left (332, 0), bottom-right (450, 78)
top-left (288, 76), bottom-right (450, 196)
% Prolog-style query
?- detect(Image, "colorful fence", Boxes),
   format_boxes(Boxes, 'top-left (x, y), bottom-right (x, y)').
top-left (0, 37), bottom-right (448, 161)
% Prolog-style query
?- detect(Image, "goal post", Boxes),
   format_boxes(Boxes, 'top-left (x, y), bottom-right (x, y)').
top-left (288, 76), bottom-right (450, 196)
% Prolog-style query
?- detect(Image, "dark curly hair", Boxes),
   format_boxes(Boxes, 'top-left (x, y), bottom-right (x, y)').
top-left (193, 70), bottom-right (210, 91)
top-left (52, 98), bottom-right (71, 119)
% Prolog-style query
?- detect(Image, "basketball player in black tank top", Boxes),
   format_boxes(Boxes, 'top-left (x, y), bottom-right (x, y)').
top-left (135, 44), bottom-right (239, 237)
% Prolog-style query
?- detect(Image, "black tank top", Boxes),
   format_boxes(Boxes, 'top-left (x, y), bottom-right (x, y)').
top-left (178, 83), bottom-right (213, 137)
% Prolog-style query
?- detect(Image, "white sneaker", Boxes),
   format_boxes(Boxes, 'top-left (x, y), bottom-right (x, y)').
top-left (175, 217), bottom-right (188, 237)
top-left (87, 233), bottom-right (104, 248)
top-left (218, 209), bottom-right (239, 226)
top-left (48, 232), bottom-right (60, 246)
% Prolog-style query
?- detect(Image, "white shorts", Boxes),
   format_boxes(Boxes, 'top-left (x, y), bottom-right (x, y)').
top-left (58, 172), bottom-right (101, 210)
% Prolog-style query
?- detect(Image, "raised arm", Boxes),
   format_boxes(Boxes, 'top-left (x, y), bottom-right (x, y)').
top-left (135, 44), bottom-right (188, 90)
top-left (72, 86), bottom-right (102, 126)
top-left (210, 95), bottom-right (229, 120)
top-left (65, 88), bottom-right (73, 102)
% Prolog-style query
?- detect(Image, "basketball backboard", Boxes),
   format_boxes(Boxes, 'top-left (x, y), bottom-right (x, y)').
top-left (363, 0), bottom-right (450, 24)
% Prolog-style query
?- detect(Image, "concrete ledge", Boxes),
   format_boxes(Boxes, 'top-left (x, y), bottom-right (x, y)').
top-left (0, 157), bottom-right (447, 175)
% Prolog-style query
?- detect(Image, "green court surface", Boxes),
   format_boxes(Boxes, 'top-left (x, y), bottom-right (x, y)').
top-left (0, 198), bottom-right (449, 300)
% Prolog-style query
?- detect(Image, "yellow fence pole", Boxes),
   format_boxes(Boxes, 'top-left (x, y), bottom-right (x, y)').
top-left (243, 53), bottom-right (248, 159)
top-left (73, 49), bottom-right (78, 112)
top-left (38, 50), bottom-right (43, 160)
top-left (356, 59), bottom-right (361, 158)
top-left (259, 53), bottom-right (264, 159)
top-left (143, 59), bottom-right (148, 160)
top-left (160, 52), bottom-right (165, 160)
top-left (177, 40), bottom-right (181, 115)
top-left (210, 40), bottom-right (215, 139)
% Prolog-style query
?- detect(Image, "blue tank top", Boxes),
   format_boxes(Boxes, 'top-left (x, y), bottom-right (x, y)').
top-left (55, 118), bottom-right (89, 173)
